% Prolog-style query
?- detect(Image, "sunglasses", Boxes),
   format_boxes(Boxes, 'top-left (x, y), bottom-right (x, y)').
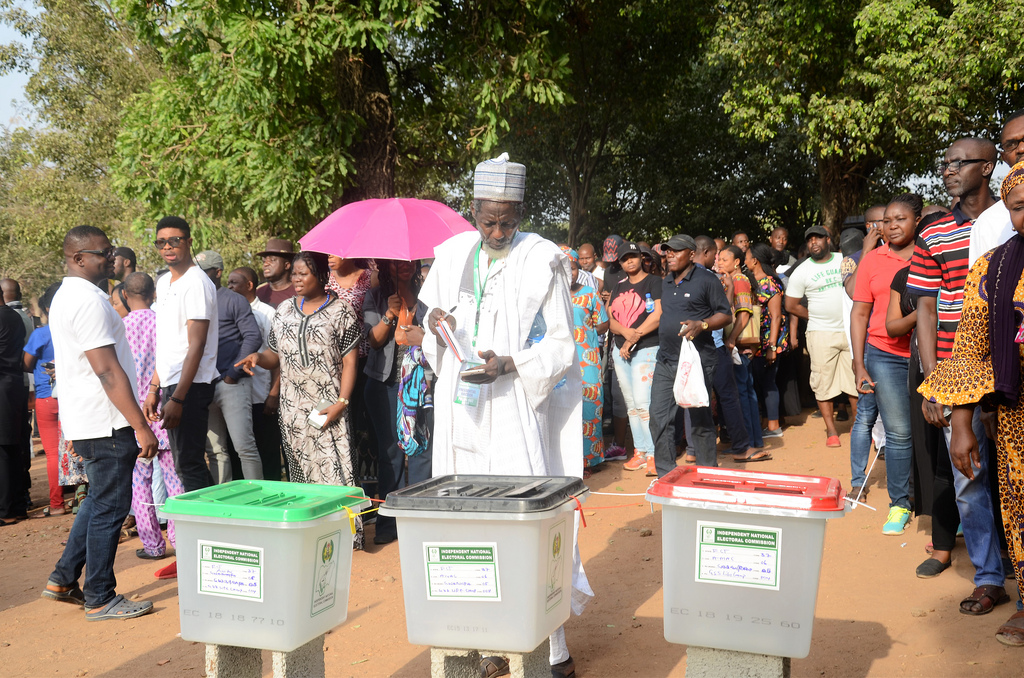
top-left (154, 236), bottom-right (187, 249)
top-left (76, 247), bottom-right (116, 259)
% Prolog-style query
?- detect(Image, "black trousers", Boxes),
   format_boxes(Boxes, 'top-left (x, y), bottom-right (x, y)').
top-left (163, 382), bottom-right (215, 492)
top-left (651, 349), bottom-right (719, 476)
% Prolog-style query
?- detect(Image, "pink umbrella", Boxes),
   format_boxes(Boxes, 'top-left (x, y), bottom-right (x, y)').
top-left (298, 198), bottom-right (476, 261)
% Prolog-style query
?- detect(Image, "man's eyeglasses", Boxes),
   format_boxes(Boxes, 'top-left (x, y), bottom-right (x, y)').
top-left (935, 158), bottom-right (987, 175)
top-left (999, 137), bottom-right (1024, 155)
top-left (154, 236), bottom-right (187, 249)
top-left (76, 247), bottom-right (116, 259)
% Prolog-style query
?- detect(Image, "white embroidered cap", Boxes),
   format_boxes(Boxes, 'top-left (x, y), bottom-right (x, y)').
top-left (473, 152), bottom-right (526, 202)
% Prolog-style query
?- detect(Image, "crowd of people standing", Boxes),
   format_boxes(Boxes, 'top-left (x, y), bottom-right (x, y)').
top-left (2, 126), bottom-right (1024, 651)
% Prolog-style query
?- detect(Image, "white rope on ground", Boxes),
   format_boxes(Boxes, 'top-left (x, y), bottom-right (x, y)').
top-left (589, 492), bottom-right (649, 497)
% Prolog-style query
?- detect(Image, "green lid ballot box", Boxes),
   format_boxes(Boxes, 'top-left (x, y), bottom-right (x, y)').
top-left (160, 480), bottom-right (370, 652)
top-left (378, 475), bottom-right (588, 652)
top-left (646, 467), bottom-right (847, 658)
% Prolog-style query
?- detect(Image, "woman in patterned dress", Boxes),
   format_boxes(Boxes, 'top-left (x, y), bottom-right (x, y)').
top-left (563, 247), bottom-right (608, 475)
top-left (326, 256), bottom-right (376, 488)
top-left (238, 251), bottom-right (364, 547)
top-left (745, 243), bottom-right (789, 438)
top-left (920, 161), bottom-right (1024, 646)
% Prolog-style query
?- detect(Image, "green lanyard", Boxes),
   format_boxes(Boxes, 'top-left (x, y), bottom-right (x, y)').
top-left (471, 242), bottom-right (493, 349)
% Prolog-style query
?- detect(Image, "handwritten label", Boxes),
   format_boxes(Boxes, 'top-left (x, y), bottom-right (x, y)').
top-left (695, 522), bottom-right (781, 590)
top-left (424, 543), bottom-right (500, 601)
top-left (198, 541), bottom-right (263, 601)
top-left (310, 531), bottom-right (341, 617)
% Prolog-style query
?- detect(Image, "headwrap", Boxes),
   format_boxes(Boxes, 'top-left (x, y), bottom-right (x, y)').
top-left (986, 160), bottom-right (1024, 405)
top-left (559, 245), bottom-right (578, 262)
top-left (1001, 160), bottom-right (1024, 203)
top-left (473, 152), bottom-right (526, 202)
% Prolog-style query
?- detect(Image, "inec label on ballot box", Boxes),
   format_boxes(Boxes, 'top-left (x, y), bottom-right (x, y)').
top-left (695, 522), bottom-right (781, 590)
top-left (424, 543), bottom-right (501, 601)
top-left (198, 540), bottom-right (264, 601)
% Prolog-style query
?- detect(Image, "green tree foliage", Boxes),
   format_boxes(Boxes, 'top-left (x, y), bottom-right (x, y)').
top-left (112, 0), bottom-right (574, 242)
top-left (0, 0), bottom-right (160, 294)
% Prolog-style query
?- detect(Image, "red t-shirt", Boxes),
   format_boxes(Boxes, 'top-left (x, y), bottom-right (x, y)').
top-left (853, 244), bottom-right (911, 357)
top-left (255, 283), bottom-right (295, 309)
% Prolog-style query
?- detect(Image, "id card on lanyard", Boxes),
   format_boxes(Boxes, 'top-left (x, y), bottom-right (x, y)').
top-left (456, 243), bottom-right (493, 407)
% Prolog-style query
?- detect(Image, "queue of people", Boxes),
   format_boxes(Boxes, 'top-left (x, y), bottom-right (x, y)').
top-left (7, 133), bottom-right (1024, 659)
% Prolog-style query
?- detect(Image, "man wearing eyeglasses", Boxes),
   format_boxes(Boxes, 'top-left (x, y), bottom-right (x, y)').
top-left (968, 111), bottom-right (1024, 266)
top-left (42, 225), bottom-right (158, 620)
top-left (142, 216), bottom-right (219, 493)
top-left (907, 137), bottom-right (1008, 615)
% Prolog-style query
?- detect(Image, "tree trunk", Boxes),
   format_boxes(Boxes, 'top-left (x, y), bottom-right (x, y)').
top-left (334, 46), bottom-right (397, 206)
top-left (817, 155), bottom-right (877, 240)
top-left (565, 119), bottom-right (609, 248)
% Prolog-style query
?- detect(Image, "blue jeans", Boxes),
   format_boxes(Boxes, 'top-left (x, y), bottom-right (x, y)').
top-left (713, 347), bottom-right (750, 454)
top-left (50, 426), bottom-right (138, 608)
top-left (751, 356), bottom-right (780, 421)
top-left (849, 344), bottom-right (912, 509)
top-left (612, 346), bottom-right (658, 456)
top-left (943, 406), bottom-right (1004, 587)
top-left (733, 354), bottom-right (763, 448)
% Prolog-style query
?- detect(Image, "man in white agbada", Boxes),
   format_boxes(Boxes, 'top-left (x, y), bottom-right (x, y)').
top-left (420, 153), bottom-right (592, 677)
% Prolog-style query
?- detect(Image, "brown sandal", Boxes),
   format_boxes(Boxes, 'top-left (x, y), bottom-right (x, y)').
top-left (996, 611), bottom-right (1024, 647)
top-left (479, 656), bottom-right (510, 677)
top-left (959, 585), bottom-right (1009, 615)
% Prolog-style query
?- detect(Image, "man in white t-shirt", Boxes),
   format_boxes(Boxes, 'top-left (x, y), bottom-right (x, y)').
top-left (968, 110), bottom-right (1024, 267)
top-left (43, 225), bottom-right (157, 621)
top-left (227, 266), bottom-right (284, 481)
top-left (142, 216), bottom-right (219, 492)
top-left (785, 225), bottom-right (858, 447)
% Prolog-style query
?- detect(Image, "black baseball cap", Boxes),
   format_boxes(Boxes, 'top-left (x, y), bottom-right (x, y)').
top-left (660, 234), bottom-right (696, 251)
top-left (617, 242), bottom-right (641, 261)
top-left (804, 225), bottom-right (830, 240)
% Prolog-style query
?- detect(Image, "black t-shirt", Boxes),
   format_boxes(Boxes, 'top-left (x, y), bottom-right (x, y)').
top-left (608, 274), bottom-right (661, 350)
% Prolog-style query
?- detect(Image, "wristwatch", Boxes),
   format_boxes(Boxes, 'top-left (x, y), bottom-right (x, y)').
top-left (381, 314), bottom-right (396, 326)
top-left (701, 321), bottom-right (709, 331)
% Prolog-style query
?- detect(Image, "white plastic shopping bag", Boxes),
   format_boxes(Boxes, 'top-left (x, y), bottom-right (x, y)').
top-left (673, 338), bottom-right (709, 408)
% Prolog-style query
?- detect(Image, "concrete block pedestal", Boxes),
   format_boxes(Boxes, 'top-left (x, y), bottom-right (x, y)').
top-left (205, 634), bottom-right (326, 678)
top-left (685, 646), bottom-right (790, 678)
top-left (431, 639), bottom-right (550, 678)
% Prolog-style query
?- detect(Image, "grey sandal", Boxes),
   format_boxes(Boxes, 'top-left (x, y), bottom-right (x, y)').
top-left (85, 594), bottom-right (154, 621)
top-left (41, 580), bottom-right (85, 606)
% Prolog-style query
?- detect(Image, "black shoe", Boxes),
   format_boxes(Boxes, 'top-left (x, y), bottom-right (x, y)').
top-left (836, 409), bottom-right (849, 422)
top-left (551, 656), bottom-right (575, 678)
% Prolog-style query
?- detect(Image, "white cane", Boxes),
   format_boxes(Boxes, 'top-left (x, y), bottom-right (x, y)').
top-left (849, 444), bottom-right (882, 511)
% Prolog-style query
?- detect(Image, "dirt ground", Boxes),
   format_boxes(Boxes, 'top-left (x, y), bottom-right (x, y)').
top-left (1, 410), bottom-right (1022, 677)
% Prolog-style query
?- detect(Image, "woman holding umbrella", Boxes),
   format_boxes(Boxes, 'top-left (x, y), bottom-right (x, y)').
top-left (237, 251), bottom-right (365, 547)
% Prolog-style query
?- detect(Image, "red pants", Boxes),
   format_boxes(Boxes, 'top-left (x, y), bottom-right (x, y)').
top-left (36, 397), bottom-right (63, 509)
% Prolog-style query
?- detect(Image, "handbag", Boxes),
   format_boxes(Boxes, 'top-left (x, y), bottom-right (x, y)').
top-left (725, 304), bottom-right (762, 347)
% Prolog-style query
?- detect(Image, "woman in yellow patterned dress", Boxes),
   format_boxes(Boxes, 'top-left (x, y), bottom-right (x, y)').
top-left (920, 160), bottom-right (1024, 646)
